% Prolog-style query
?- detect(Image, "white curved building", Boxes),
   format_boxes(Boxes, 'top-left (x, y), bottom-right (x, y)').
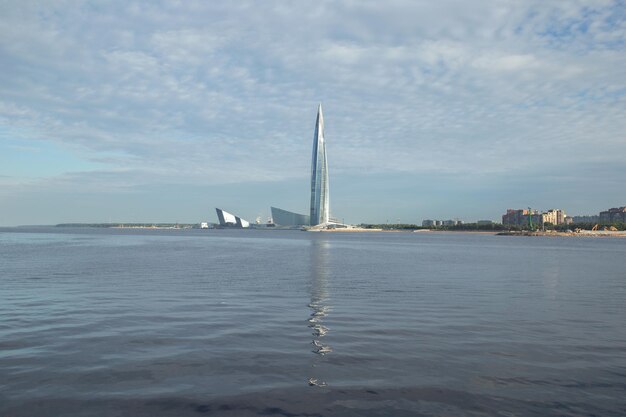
top-left (271, 206), bottom-right (310, 227)
top-left (215, 208), bottom-right (250, 228)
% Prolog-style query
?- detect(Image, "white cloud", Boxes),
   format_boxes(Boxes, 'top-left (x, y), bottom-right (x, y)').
top-left (473, 53), bottom-right (541, 72)
top-left (0, 0), bottom-right (624, 188)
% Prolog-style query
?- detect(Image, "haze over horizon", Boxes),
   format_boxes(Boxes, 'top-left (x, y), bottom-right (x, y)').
top-left (1, 1), bottom-right (625, 226)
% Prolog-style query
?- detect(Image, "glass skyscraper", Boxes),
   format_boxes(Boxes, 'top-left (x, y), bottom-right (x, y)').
top-left (309, 104), bottom-right (330, 226)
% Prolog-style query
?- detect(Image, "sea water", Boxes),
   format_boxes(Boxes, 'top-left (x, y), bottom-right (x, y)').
top-left (1, 227), bottom-right (625, 416)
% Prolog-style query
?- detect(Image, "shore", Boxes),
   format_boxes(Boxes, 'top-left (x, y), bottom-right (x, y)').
top-left (310, 228), bottom-right (498, 234)
top-left (311, 228), bottom-right (626, 237)
top-left (497, 230), bottom-right (626, 238)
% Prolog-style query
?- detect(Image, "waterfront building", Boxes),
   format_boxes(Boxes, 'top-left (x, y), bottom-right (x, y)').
top-left (502, 208), bottom-right (540, 226)
top-left (540, 209), bottom-right (567, 225)
top-left (271, 207), bottom-right (310, 227)
top-left (502, 208), bottom-right (567, 226)
top-left (423, 219), bottom-right (463, 227)
top-left (543, 210), bottom-right (557, 225)
top-left (502, 209), bottom-right (530, 226)
top-left (599, 206), bottom-right (626, 224)
top-left (423, 219), bottom-right (492, 226)
top-left (572, 215), bottom-right (599, 223)
top-left (542, 209), bottom-right (566, 225)
top-left (215, 208), bottom-right (250, 228)
top-left (309, 104), bottom-right (330, 226)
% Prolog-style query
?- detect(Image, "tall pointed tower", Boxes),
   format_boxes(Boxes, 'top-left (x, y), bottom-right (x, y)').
top-left (310, 104), bottom-right (330, 226)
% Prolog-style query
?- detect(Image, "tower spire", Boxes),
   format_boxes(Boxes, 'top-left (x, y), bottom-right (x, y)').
top-left (310, 104), bottom-right (330, 226)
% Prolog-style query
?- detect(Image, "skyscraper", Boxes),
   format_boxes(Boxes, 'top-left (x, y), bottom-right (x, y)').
top-left (310, 104), bottom-right (330, 226)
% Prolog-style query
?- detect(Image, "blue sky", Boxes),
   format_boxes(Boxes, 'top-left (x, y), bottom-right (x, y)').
top-left (1, 0), bottom-right (625, 226)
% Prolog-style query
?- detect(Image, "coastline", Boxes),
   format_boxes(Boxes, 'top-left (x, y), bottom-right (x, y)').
top-left (312, 228), bottom-right (626, 237)
top-left (311, 228), bottom-right (499, 234)
top-left (497, 230), bottom-right (626, 238)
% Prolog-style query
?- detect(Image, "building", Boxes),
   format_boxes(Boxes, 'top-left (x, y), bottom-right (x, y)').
top-left (309, 104), bottom-right (330, 226)
top-left (216, 105), bottom-right (335, 229)
top-left (422, 219), bottom-right (463, 227)
top-left (542, 209), bottom-right (567, 225)
top-left (600, 206), bottom-right (626, 224)
top-left (215, 208), bottom-right (250, 228)
top-left (503, 209), bottom-right (542, 227)
top-left (502, 209), bottom-right (533, 226)
top-left (542, 210), bottom-right (557, 225)
top-left (571, 215), bottom-right (599, 223)
top-left (502, 208), bottom-right (567, 227)
top-left (271, 207), bottom-right (310, 227)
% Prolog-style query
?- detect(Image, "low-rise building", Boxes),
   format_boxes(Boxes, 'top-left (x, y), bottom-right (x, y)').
top-left (215, 208), bottom-right (250, 228)
top-left (271, 206), bottom-right (310, 227)
top-left (422, 219), bottom-right (463, 227)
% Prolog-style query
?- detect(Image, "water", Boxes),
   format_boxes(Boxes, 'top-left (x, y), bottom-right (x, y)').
top-left (1, 227), bottom-right (625, 416)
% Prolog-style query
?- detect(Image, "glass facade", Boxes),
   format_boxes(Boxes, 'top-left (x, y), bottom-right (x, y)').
top-left (309, 104), bottom-right (330, 226)
top-left (215, 208), bottom-right (250, 228)
top-left (271, 207), bottom-right (310, 227)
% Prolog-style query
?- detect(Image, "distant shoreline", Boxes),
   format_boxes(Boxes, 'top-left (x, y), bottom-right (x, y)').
top-left (54, 223), bottom-right (198, 229)
top-left (4, 225), bottom-right (625, 237)
top-left (309, 228), bottom-right (499, 234)
top-left (314, 228), bottom-right (626, 237)
top-left (497, 230), bottom-right (626, 238)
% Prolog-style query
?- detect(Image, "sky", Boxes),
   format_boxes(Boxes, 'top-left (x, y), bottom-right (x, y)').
top-left (1, 0), bottom-right (625, 226)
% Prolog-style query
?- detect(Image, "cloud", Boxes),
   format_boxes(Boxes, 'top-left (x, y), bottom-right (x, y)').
top-left (0, 0), bottom-right (624, 193)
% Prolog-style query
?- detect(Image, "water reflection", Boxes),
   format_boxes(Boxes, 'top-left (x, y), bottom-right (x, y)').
top-left (307, 238), bottom-right (331, 387)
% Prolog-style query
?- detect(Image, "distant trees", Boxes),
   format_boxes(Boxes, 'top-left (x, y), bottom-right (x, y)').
top-left (443, 223), bottom-right (507, 231)
top-left (360, 221), bottom-right (626, 232)
top-left (361, 223), bottom-right (423, 230)
top-left (360, 223), bottom-right (509, 231)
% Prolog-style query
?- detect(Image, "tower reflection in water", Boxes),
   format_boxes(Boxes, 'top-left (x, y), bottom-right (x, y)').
top-left (307, 238), bottom-right (332, 388)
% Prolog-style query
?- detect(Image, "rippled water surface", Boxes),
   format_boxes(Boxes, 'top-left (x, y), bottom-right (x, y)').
top-left (1, 227), bottom-right (625, 416)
